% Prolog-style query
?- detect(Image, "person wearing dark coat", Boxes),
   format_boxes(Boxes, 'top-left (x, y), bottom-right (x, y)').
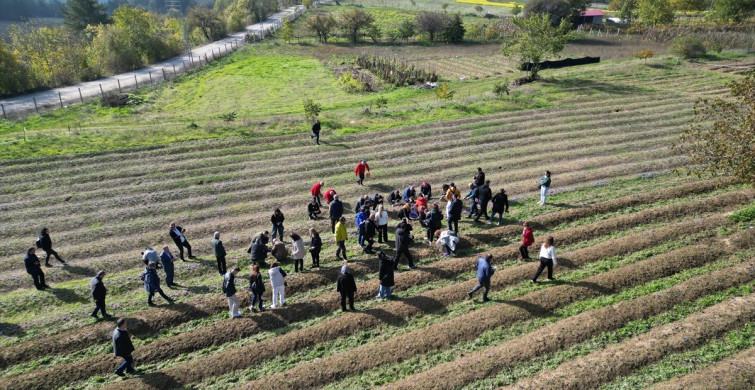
top-left (90, 270), bottom-right (112, 319)
top-left (490, 188), bottom-right (510, 226)
top-left (447, 196), bottom-right (463, 233)
top-left (143, 262), bottom-right (173, 306)
top-left (223, 267), bottom-right (242, 318)
top-left (24, 247), bottom-right (48, 290)
top-left (308, 228), bottom-right (322, 268)
top-left (475, 181), bottom-right (493, 222)
top-left (248, 241), bottom-right (270, 266)
top-left (425, 203), bottom-right (444, 243)
top-left (37, 227), bottom-right (66, 266)
top-left (376, 251), bottom-right (394, 299)
top-left (337, 265), bottom-right (357, 311)
top-left (360, 213), bottom-right (378, 253)
top-left (420, 181), bottom-right (432, 199)
top-left (464, 183), bottom-right (479, 218)
top-left (388, 189), bottom-right (401, 206)
top-left (473, 167), bottom-right (486, 188)
top-left (311, 119), bottom-right (321, 145)
top-left (112, 318), bottom-right (136, 376)
top-left (248, 263), bottom-right (265, 312)
top-left (467, 254), bottom-right (495, 302)
top-left (393, 220), bottom-right (416, 270)
top-left (270, 209), bottom-right (285, 241)
top-left (369, 193), bottom-right (384, 210)
top-left (329, 195), bottom-right (344, 234)
top-left (308, 200), bottom-right (322, 220)
top-left (211, 232), bottom-right (227, 275)
top-left (169, 222), bottom-right (194, 261)
top-left (159, 246), bottom-right (176, 288)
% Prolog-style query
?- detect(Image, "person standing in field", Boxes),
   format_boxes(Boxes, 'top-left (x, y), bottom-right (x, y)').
top-left (489, 188), bottom-right (509, 226)
top-left (445, 182), bottom-right (461, 202)
top-left (211, 231), bottom-right (227, 275)
top-left (467, 254), bottom-right (495, 302)
top-left (112, 318), bottom-right (136, 377)
top-left (360, 212), bottom-right (378, 253)
top-left (538, 170), bottom-right (551, 206)
top-left (420, 181), bottom-right (432, 199)
top-left (531, 236), bottom-right (557, 283)
top-left (291, 233), bottom-right (306, 272)
top-left (337, 265), bottom-right (357, 311)
top-left (143, 262), bottom-right (173, 306)
top-left (24, 247), bottom-right (48, 290)
top-left (334, 216), bottom-right (348, 261)
top-left (475, 180), bottom-right (493, 223)
top-left (169, 222), bottom-right (194, 261)
top-left (355, 206), bottom-right (369, 248)
top-left (223, 266), bottom-right (243, 318)
top-left (324, 188), bottom-right (337, 205)
top-left (308, 199), bottom-right (322, 220)
top-left (271, 208), bottom-right (285, 241)
top-left (473, 167), bottom-right (485, 188)
top-left (37, 227), bottom-right (66, 267)
top-left (447, 194), bottom-right (463, 233)
top-left (311, 119), bottom-right (321, 145)
top-left (393, 219), bottom-right (416, 270)
top-left (311, 181), bottom-right (325, 206)
top-left (330, 194), bottom-right (344, 234)
top-left (90, 270), bottom-right (112, 319)
top-left (268, 261), bottom-right (287, 308)
top-left (425, 203), bottom-right (444, 244)
top-left (159, 245), bottom-right (176, 288)
top-left (377, 251), bottom-right (394, 299)
top-left (248, 263), bottom-right (265, 312)
top-left (375, 204), bottom-right (389, 243)
top-left (519, 222), bottom-right (534, 260)
top-left (355, 159), bottom-right (371, 186)
top-left (308, 228), bottom-right (322, 268)
top-left (464, 183), bottom-right (479, 218)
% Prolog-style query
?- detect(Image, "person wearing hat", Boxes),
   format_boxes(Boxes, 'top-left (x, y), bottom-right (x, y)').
top-left (336, 265), bottom-right (357, 311)
top-left (90, 270), bottom-right (112, 319)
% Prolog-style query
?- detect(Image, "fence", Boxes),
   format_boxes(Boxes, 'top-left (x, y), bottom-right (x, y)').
top-left (0, 5), bottom-right (307, 121)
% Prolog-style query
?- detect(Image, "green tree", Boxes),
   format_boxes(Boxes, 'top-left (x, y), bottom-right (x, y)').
top-left (670, 36), bottom-right (706, 59)
top-left (338, 8), bottom-right (374, 43)
top-left (711, 0), bottom-right (755, 23)
top-left (524, 0), bottom-right (572, 26)
top-left (303, 98), bottom-right (322, 121)
top-left (443, 14), bottom-right (465, 42)
top-left (501, 13), bottom-right (572, 79)
top-left (637, 0), bottom-right (675, 25)
top-left (397, 19), bottom-right (415, 41)
top-left (280, 20), bottom-right (294, 43)
top-left (0, 42), bottom-right (30, 96)
top-left (475, 5), bottom-right (484, 13)
top-left (187, 6), bottom-right (226, 42)
top-left (608, 0), bottom-right (638, 23)
top-left (302, 0), bottom-right (314, 8)
top-left (511, 4), bottom-right (523, 15)
top-left (415, 12), bottom-right (448, 41)
top-left (672, 71), bottom-right (755, 184)
top-left (670, 0), bottom-right (710, 12)
top-left (62, 0), bottom-right (109, 31)
top-left (306, 12), bottom-right (336, 42)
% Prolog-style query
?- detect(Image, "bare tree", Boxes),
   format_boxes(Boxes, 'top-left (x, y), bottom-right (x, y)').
top-left (415, 12), bottom-right (448, 41)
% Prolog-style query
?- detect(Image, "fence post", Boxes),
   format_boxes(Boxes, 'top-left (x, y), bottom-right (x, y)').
top-left (172, 64), bottom-right (176, 77)
top-left (204, 53), bottom-right (208, 63)
top-left (1, 104), bottom-right (6, 120)
top-left (149, 71), bottom-right (153, 84)
top-left (24, 126), bottom-right (27, 141)
top-left (225, 43), bottom-right (228, 54)
top-left (33, 97), bottom-right (39, 113)
top-left (58, 92), bottom-right (63, 108)
top-left (134, 74), bottom-right (138, 89)
top-left (118, 79), bottom-right (122, 93)
top-left (100, 84), bottom-right (104, 98)
top-left (162, 68), bottom-right (167, 80)
top-left (78, 88), bottom-right (83, 103)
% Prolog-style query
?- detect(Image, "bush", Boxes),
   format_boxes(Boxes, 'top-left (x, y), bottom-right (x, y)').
top-left (219, 111), bottom-right (237, 122)
top-left (634, 49), bottom-right (654, 63)
top-left (338, 72), bottom-right (366, 93)
top-left (303, 99), bottom-right (322, 121)
top-left (670, 36), bottom-right (706, 59)
top-left (436, 83), bottom-right (455, 100)
top-left (493, 81), bottom-right (510, 98)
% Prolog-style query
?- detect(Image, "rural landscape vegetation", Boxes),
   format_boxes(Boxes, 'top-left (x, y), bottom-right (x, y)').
top-left (0, 0), bottom-right (754, 389)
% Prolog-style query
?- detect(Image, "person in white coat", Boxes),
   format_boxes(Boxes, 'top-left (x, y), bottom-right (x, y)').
top-left (290, 233), bottom-right (306, 272)
top-left (436, 229), bottom-right (460, 256)
top-left (531, 236), bottom-right (557, 283)
top-left (375, 205), bottom-right (389, 243)
top-left (268, 262), bottom-right (287, 308)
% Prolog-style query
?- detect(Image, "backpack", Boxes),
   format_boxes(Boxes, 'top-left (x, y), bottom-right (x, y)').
top-left (35, 236), bottom-right (42, 249)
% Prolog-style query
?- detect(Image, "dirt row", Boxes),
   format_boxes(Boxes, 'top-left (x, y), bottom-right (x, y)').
top-left (228, 237), bottom-right (741, 390)
top-left (1, 185), bottom-right (737, 370)
top-left (381, 259), bottom-right (755, 390)
top-left (0, 183), bottom-right (739, 368)
top-left (649, 346), bottom-right (755, 390)
top-left (502, 294), bottom-right (755, 390)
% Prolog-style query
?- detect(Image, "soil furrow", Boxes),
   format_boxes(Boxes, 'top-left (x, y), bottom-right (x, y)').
top-left (648, 346), bottom-right (755, 390)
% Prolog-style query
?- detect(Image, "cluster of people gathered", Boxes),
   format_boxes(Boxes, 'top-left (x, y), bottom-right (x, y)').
top-left (21, 161), bottom-right (557, 377)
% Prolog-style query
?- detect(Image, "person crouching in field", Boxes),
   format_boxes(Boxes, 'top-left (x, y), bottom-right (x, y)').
top-left (24, 247), bottom-right (48, 290)
top-left (324, 188), bottom-right (337, 205)
top-left (112, 318), bottom-right (136, 377)
top-left (531, 236), bottom-right (557, 283)
top-left (308, 199), bottom-right (322, 220)
top-left (436, 229), bottom-right (459, 256)
top-left (337, 265), bottom-right (357, 311)
top-left (248, 263), bottom-right (265, 312)
top-left (268, 262), bottom-right (287, 308)
top-left (467, 254), bottom-right (494, 302)
top-left (291, 233), bottom-right (306, 272)
top-left (519, 222), bottom-right (534, 260)
top-left (223, 266), bottom-right (242, 318)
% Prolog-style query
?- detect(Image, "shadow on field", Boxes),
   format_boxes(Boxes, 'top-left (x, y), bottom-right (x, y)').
top-left (49, 287), bottom-right (89, 304)
top-left (569, 280), bottom-right (613, 295)
top-left (136, 371), bottom-right (181, 389)
top-left (570, 38), bottom-right (620, 47)
top-left (499, 299), bottom-right (549, 317)
top-left (320, 141), bottom-right (350, 148)
top-left (401, 295), bottom-right (450, 316)
top-left (62, 264), bottom-right (98, 277)
top-left (361, 307), bottom-right (409, 327)
top-left (540, 78), bottom-right (646, 95)
top-left (368, 182), bottom-right (396, 193)
top-left (548, 203), bottom-right (580, 209)
top-left (0, 322), bottom-right (24, 337)
top-left (185, 285), bottom-right (213, 295)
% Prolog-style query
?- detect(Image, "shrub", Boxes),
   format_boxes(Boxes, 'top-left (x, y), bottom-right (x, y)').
top-left (303, 99), bottom-right (322, 121)
top-left (634, 49), bottom-right (654, 63)
top-left (338, 72), bottom-right (366, 93)
top-left (493, 81), bottom-right (510, 98)
top-left (374, 96), bottom-right (388, 109)
top-left (219, 111), bottom-right (237, 122)
top-left (670, 36), bottom-right (706, 59)
top-left (436, 83), bottom-right (455, 100)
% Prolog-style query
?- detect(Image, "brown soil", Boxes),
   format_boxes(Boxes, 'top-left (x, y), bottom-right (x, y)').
top-left (649, 346), bottom-right (755, 390)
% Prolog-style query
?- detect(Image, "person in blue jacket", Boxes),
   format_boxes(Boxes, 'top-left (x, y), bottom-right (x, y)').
top-left (355, 206), bottom-right (368, 248)
top-left (159, 245), bottom-right (177, 288)
top-left (143, 262), bottom-right (173, 306)
top-left (467, 254), bottom-right (495, 302)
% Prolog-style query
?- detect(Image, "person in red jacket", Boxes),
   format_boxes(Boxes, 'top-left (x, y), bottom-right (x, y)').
top-left (311, 181), bottom-right (324, 206)
top-left (324, 188), bottom-right (337, 205)
top-left (415, 195), bottom-right (428, 212)
top-left (519, 221), bottom-right (534, 260)
top-left (354, 160), bottom-right (371, 186)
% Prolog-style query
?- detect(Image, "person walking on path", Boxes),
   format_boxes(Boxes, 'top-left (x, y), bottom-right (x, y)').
top-left (271, 208), bottom-right (285, 241)
top-left (248, 263), bottom-right (265, 312)
top-left (308, 228), bottom-right (322, 268)
top-left (467, 254), bottom-right (495, 302)
top-left (308, 199), bottom-right (322, 220)
top-left (360, 213), bottom-right (378, 253)
top-left (538, 171), bottom-right (551, 206)
top-left (268, 262), bottom-right (287, 308)
top-left (355, 207), bottom-right (368, 248)
top-left (464, 183), bottom-right (479, 218)
top-left (324, 188), bottom-right (337, 205)
top-left (90, 270), bottom-right (112, 319)
top-left (211, 231), bottom-right (227, 275)
top-left (248, 231), bottom-right (271, 266)
top-left (531, 236), bottom-right (557, 283)
top-left (112, 318), bottom-right (136, 377)
top-left (159, 245), bottom-right (176, 288)
top-left (376, 251), bottom-right (394, 299)
top-left (337, 265), bottom-right (357, 311)
top-left (425, 203), bottom-right (444, 243)
top-left (355, 160), bottom-right (371, 186)
top-left (393, 219), bottom-right (416, 270)
top-left (24, 247), bottom-right (48, 290)
top-left (436, 229), bottom-right (459, 256)
top-left (143, 262), bottom-right (173, 306)
top-left (473, 167), bottom-right (486, 188)
top-left (420, 181), bottom-right (432, 199)
top-left (330, 194), bottom-right (344, 234)
top-left (447, 195), bottom-right (463, 233)
top-left (375, 205), bottom-right (389, 243)
top-left (311, 181), bottom-right (325, 206)
top-left (223, 266), bottom-right (242, 318)
top-left (334, 216), bottom-right (348, 261)
top-left (445, 182), bottom-right (461, 202)
top-left (37, 227), bottom-right (66, 267)
top-left (291, 233), bottom-right (306, 272)
top-left (311, 119), bottom-right (321, 145)
top-left (475, 180), bottom-right (493, 222)
top-left (169, 222), bottom-right (194, 261)
top-left (489, 188), bottom-right (509, 226)
top-left (519, 222), bottom-right (534, 260)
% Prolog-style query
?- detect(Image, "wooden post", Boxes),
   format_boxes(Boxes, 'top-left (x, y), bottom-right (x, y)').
top-left (172, 64), bottom-right (176, 77)
top-left (162, 68), bottom-right (167, 80)
top-left (33, 97), bottom-right (39, 113)
top-left (100, 84), bottom-right (104, 98)
top-left (58, 92), bottom-right (63, 108)
top-left (78, 88), bottom-right (83, 103)
top-left (24, 126), bottom-right (27, 141)
top-left (149, 71), bottom-right (153, 84)
top-left (1, 104), bottom-right (6, 120)
top-left (117, 79), bottom-right (122, 93)
top-left (204, 53), bottom-right (208, 63)
top-left (134, 74), bottom-right (138, 89)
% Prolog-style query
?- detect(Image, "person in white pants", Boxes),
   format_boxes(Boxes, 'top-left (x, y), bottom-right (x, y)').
top-left (223, 266), bottom-right (242, 318)
top-left (268, 261), bottom-right (287, 308)
top-left (538, 171), bottom-right (551, 206)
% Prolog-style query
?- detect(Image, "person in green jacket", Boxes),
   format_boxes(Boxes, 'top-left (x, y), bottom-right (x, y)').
top-left (538, 171), bottom-right (551, 206)
top-left (334, 216), bottom-right (348, 261)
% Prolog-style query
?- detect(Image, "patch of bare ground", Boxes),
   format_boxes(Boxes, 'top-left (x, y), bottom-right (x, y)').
top-left (649, 346), bottom-right (755, 390)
